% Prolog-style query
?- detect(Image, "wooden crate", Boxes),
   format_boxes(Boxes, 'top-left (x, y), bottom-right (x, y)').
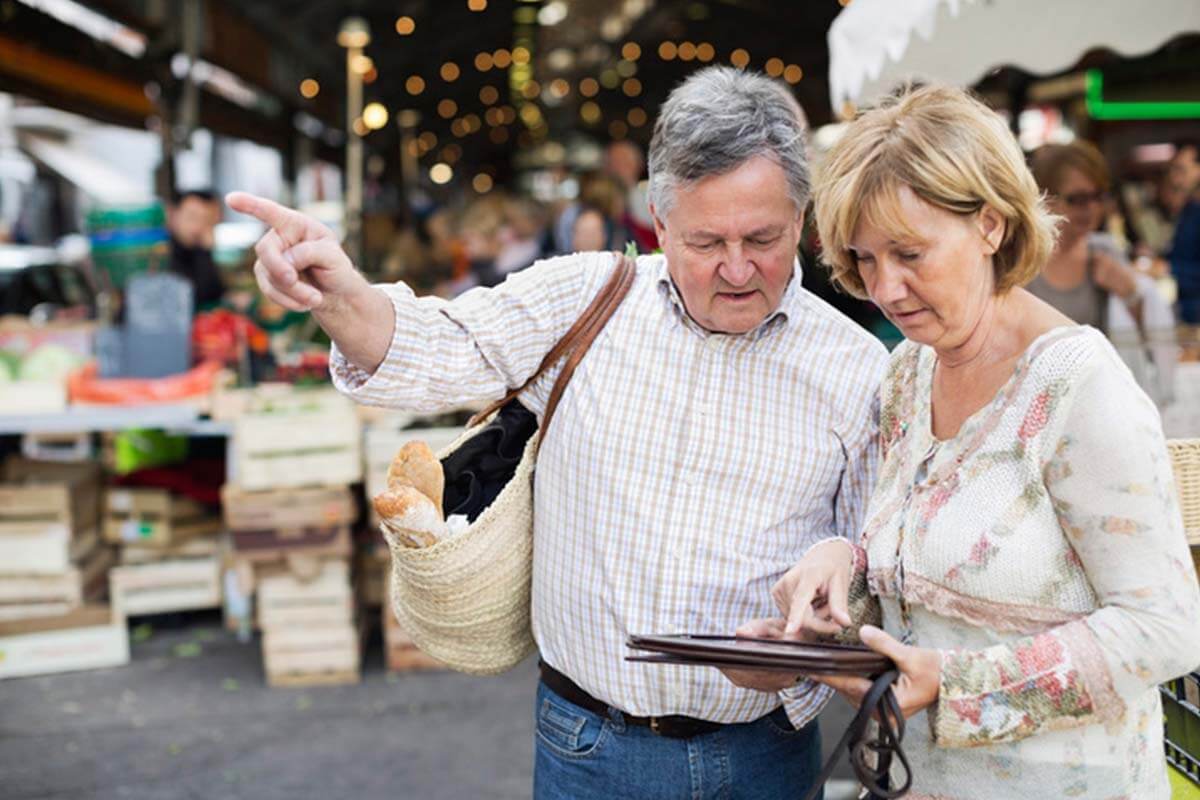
top-left (232, 391), bottom-right (362, 490)
top-left (0, 380), bottom-right (67, 415)
top-left (256, 559), bottom-right (353, 629)
top-left (120, 535), bottom-right (222, 565)
top-left (0, 488), bottom-right (101, 575)
top-left (262, 622), bottom-right (361, 687)
top-left (222, 484), bottom-right (355, 563)
top-left (0, 459), bottom-right (102, 575)
top-left (109, 557), bottom-right (222, 619)
top-left (103, 488), bottom-right (222, 548)
top-left (0, 606), bottom-right (129, 679)
top-left (383, 603), bottom-right (443, 672)
top-left (222, 485), bottom-right (356, 532)
top-left (0, 545), bottom-right (113, 621)
top-left (4, 457), bottom-right (102, 523)
top-left (209, 378), bottom-right (296, 422)
top-left (20, 432), bottom-right (91, 462)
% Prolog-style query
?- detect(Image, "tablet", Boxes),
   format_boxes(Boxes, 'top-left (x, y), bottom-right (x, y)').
top-left (626, 634), bottom-right (893, 675)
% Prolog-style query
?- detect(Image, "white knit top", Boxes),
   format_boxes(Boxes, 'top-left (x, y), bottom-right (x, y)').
top-left (846, 325), bottom-right (1200, 799)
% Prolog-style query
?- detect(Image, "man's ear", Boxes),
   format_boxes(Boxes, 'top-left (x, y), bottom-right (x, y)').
top-left (978, 205), bottom-right (1005, 255)
top-left (649, 202), bottom-right (667, 245)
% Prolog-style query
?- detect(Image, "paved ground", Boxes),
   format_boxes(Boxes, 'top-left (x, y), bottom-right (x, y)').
top-left (1, 611), bottom-right (859, 800)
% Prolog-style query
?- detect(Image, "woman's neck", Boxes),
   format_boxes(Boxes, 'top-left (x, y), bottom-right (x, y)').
top-left (934, 294), bottom-right (1022, 375)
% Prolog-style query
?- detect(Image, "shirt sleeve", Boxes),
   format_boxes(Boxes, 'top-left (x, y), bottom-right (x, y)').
top-left (329, 252), bottom-right (618, 414)
top-left (931, 343), bottom-right (1200, 748)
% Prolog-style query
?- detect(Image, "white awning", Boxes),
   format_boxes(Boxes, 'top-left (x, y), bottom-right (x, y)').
top-left (828, 0), bottom-right (1200, 111)
top-left (20, 133), bottom-right (149, 205)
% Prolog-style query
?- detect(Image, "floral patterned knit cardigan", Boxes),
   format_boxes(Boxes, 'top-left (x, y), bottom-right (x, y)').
top-left (842, 326), bottom-right (1200, 799)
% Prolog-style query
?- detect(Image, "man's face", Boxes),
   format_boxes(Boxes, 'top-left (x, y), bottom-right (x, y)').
top-left (652, 156), bottom-right (803, 335)
top-left (169, 196), bottom-right (217, 249)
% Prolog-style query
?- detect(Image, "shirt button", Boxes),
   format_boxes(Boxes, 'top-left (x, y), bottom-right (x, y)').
top-left (705, 336), bottom-right (722, 352)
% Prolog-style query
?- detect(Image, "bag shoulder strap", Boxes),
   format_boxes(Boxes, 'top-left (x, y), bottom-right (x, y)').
top-left (469, 254), bottom-right (637, 430)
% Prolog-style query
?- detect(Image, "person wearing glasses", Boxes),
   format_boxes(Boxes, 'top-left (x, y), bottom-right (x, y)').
top-left (1026, 141), bottom-right (1147, 328)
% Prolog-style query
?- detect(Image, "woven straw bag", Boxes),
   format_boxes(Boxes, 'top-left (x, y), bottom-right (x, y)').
top-left (383, 257), bottom-right (637, 675)
top-left (1168, 438), bottom-right (1200, 546)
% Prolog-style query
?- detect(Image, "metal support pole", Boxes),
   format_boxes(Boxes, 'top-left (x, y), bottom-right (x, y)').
top-left (345, 45), bottom-right (364, 268)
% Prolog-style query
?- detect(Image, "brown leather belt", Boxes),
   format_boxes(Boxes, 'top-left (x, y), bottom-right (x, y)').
top-left (539, 661), bottom-right (726, 739)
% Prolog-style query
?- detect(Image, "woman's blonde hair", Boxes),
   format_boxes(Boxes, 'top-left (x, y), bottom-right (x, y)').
top-left (813, 84), bottom-right (1058, 299)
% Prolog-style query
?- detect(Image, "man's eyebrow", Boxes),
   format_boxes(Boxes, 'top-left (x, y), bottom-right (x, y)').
top-left (746, 226), bottom-right (784, 238)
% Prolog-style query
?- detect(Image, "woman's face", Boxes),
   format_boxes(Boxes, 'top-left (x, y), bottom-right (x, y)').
top-left (1048, 167), bottom-right (1104, 241)
top-left (849, 185), bottom-right (1004, 351)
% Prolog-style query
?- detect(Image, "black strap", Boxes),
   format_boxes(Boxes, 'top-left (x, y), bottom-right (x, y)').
top-left (801, 670), bottom-right (912, 800)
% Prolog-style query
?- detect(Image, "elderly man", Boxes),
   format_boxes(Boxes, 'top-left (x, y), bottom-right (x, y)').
top-left (229, 67), bottom-right (886, 799)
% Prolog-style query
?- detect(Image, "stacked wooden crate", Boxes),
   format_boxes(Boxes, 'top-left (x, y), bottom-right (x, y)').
top-left (0, 458), bottom-right (128, 678)
top-left (257, 560), bottom-right (359, 686)
top-left (223, 438), bottom-right (360, 686)
top-left (105, 488), bottom-right (224, 619)
top-left (232, 389), bottom-right (362, 491)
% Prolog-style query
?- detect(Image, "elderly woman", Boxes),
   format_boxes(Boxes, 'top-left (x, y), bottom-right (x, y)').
top-left (762, 85), bottom-right (1200, 798)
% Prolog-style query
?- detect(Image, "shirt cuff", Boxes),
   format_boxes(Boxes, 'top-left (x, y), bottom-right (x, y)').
top-left (328, 284), bottom-right (405, 401)
top-left (778, 679), bottom-right (833, 729)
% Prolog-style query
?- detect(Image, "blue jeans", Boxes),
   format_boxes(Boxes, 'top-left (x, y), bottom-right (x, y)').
top-left (533, 680), bottom-right (823, 800)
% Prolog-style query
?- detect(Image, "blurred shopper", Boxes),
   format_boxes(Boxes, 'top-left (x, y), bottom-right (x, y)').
top-left (776, 84), bottom-right (1200, 800)
top-left (231, 66), bottom-right (887, 800)
top-left (605, 140), bottom-right (658, 252)
top-left (551, 171), bottom-right (630, 254)
top-left (167, 189), bottom-right (224, 309)
top-left (570, 205), bottom-right (611, 252)
top-left (1153, 140), bottom-right (1200, 324)
top-left (494, 195), bottom-right (548, 277)
top-left (1028, 142), bottom-right (1146, 328)
top-left (1030, 142), bottom-right (1178, 403)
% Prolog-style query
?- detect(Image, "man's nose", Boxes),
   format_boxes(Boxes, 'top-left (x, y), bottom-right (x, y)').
top-left (718, 243), bottom-right (754, 286)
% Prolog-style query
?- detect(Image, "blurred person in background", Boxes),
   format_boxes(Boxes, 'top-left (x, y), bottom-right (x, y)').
top-left (1148, 140), bottom-right (1200, 324)
top-left (494, 195), bottom-right (548, 278)
top-left (551, 171), bottom-right (630, 254)
top-left (455, 195), bottom-right (506, 291)
top-left (606, 140), bottom-right (658, 252)
top-left (167, 188), bottom-right (225, 310)
top-left (1126, 160), bottom-right (1189, 259)
top-left (1028, 142), bottom-right (1148, 329)
top-left (570, 204), bottom-right (612, 252)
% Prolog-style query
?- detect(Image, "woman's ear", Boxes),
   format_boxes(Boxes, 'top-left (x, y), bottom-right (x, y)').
top-left (977, 205), bottom-right (1006, 255)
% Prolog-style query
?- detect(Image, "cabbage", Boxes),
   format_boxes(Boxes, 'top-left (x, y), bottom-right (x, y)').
top-left (0, 351), bottom-right (17, 382)
top-left (20, 345), bottom-right (82, 382)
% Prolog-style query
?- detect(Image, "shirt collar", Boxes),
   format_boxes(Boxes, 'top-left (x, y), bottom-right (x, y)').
top-left (655, 254), bottom-right (804, 339)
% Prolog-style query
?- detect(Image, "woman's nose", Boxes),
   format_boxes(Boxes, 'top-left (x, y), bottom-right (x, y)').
top-left (869, 261), bottom-right (908, 306)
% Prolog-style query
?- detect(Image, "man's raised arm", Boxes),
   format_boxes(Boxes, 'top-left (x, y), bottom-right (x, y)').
top-left (226, 191), bottom-right (394, 373)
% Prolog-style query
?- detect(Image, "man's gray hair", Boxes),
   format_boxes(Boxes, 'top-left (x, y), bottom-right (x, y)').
top-left (648, 66), bottom-right (810, 217)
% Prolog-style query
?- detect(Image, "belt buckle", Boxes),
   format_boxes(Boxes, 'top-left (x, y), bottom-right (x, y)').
top-left (649, 717), bottom-right (662, 735)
